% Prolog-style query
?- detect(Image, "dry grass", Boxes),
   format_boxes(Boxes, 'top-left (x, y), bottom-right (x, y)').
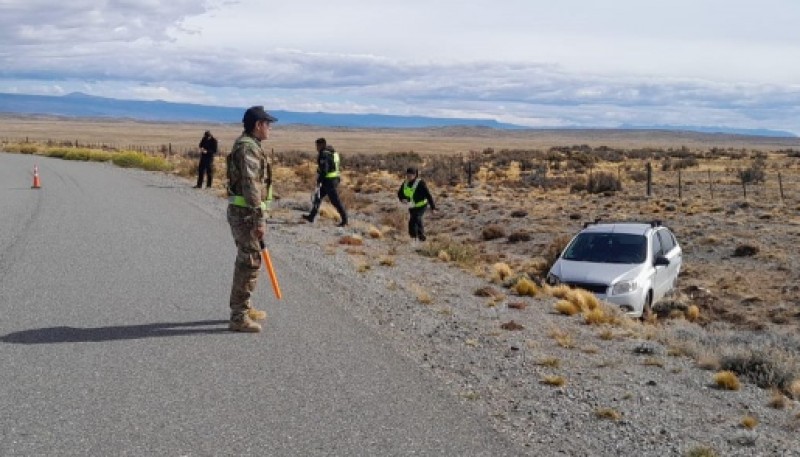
top-left (549, 327), bottom-right (575, 349)
top-left (594, 407), bottom-right (622, 421)
top-left (685, 445), bottom-right (719, 457)
top-left (686, 305), bottom-right (701, 322)
top-left (598, 328), bottom-right (616, 341)
top-left (541, 375), bottom-right (566, 387)
top-left (696, 354), bottom-right (721, 371)
top-left (642, 357), bottom-right (665, 368)
top-left (790, 379), bottom-right (800, 400)
top-left (713, 371), bottom-right (741, 390)
top-left (492, 262), bottom-right (513, 282)
top-left (537, 357), bottom-right (561, 368)
top-left (555, 300), bottom-right (580, 316)
top-left (514, 277), bottom-right (538, 297)
top-left (767, 389), bottom-right (788, 409)
top-left (367, 226), bottom-right (382, 239)
top-left (740, 415), bottom-right (758, 429)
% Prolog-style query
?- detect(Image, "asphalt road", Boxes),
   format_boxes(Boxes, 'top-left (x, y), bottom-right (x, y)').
top-left (0, 153), bottom-right (519, 456)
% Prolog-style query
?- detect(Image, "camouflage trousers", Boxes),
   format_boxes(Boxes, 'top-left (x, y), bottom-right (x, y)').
top-left (227, 205), bottom-right (262, 322)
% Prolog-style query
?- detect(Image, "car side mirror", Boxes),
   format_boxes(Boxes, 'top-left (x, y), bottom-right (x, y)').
top-left (654, 256), bottom-right (670, 267)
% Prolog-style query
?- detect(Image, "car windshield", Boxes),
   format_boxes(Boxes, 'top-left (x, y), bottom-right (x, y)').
top-left (562, 233), bottom-right (647, 264)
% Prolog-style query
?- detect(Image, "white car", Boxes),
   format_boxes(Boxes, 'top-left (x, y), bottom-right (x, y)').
top-left (546, 221), bottom-right (682, 318)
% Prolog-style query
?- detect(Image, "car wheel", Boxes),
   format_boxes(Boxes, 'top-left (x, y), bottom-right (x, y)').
top-left (641, 291), bottom-right (653, 321)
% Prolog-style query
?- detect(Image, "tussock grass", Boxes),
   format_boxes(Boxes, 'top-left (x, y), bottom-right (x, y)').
top-left (339, 235), bottom-right (364, 246)
top-left (555, 300), bottom-right (580, 316)
top-left (2, 142), bottom-right (173, 171)
top-left (686, 305), bottom-right (701, 322)
top-left (537, 357), bottom-right (560, 368)
top-left (541, 375), bottom-right (566, 387)
top-left (492, 262), bottom-right (513, 282)
top-left (111, 151), bottom-right (173, 171)
top-left (713, 371), bottom-right (741, 390)
top-left (740, 415), bottom-right (758, 429)
top-left (594, 407), bottom-right (622, 421)
top-left (790, 379), bottom-right (800, 400)
top-left (598, 328), bottom-right (616, 340)
top-left (367, 226), bottom-right (382, 239)
top-left (549, 327), bottom-right (574, 349)
top-left (514, 277), bottom-right (538, 297)
top-left (685, 445), bottom-right (719, 457)
top-left (418, 236), bottom-right (477, 265)
top-left (547, 284), bottom-right (573, 300)
top-left (437, 250), bottom-right (451, 262)
top-left (767, 389), bottom-right (788, 409)
top-left (642, 357), bottom-right (665, 368)
top-left (568, 288), bottom-right (600, 311)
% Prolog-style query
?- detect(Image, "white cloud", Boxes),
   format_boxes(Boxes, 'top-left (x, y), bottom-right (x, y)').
top-left (1, 0), bottom-right (799, 134)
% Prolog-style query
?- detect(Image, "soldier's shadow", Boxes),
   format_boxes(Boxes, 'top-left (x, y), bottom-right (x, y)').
top-left (1, 320), bottom-right (230, 344)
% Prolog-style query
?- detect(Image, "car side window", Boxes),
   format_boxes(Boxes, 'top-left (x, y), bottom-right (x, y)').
top-left (651, 233), bottom-right (663, 258)
top-left (657, 229), bottom-right (675, 254)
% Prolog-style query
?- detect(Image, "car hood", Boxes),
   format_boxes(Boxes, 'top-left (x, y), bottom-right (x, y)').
top-left (551, 260), bottom-right (643, 285)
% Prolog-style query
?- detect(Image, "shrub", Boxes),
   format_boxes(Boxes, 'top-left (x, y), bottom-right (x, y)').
top-left (720, 350), bottom-right (797, 391)
top-left (507, 231), bottom-right (531, 243)
top-left (481, 224), bottom-right (506, 241)
top-left (733, 243), bottom-right (759, 257)
top-left (542, 235), bottom-right (572, 271)
top-left (713, 371), bottom-right (741, 390)
top-left (586, 172), bottom-right (622, 194)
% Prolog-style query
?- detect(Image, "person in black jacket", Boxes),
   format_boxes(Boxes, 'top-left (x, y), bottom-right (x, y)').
top-left (398, 167), bottom-right (435, 241)
top-left (195, 130), bottom-right (218, 188)
top-left (302, 138), bottom-right (348, 227)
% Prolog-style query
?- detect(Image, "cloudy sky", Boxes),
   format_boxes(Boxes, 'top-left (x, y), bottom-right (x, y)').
top-left (1, 0), bottom-right (799, 133)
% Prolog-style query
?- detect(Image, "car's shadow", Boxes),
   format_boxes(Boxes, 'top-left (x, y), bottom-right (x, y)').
top-left (1, 320), bottom-right (229, 344)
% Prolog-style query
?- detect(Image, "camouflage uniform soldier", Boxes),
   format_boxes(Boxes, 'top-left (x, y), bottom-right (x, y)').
top-left (226, 106), bottom-right (278, 333)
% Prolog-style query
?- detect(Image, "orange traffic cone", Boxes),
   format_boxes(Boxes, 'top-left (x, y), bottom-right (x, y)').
top-left (31, 165), bottom-right (41, 189)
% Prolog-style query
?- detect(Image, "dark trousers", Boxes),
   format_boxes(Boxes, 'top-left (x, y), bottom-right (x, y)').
top-left (196, 154), bottom-right (214, 187)
top-left (408, 206), bottom-right (427, 240)
top-left (309, 178), bottom-right (347, 223)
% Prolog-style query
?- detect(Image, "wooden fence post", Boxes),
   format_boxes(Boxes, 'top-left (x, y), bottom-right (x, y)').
top-left (708, 169), bottom-right (714, 200)
top-left (646, 162), bottom-right (652, 197)
top-left (778, 172), bottom-right (785, 202)
top-left (678, 169), bottom-right (682, 200)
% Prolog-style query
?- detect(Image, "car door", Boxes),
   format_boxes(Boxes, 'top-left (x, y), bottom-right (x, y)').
top-left (657, 228), bottom-right (682, 294)
top-left (650, 231), bottom-right (668, 301)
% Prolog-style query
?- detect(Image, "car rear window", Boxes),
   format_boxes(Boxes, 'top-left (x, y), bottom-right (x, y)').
top-left (563, 233), bottom-right (647, 264)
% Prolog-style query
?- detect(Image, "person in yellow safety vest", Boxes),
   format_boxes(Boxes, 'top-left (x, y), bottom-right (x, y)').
top-left (397, 167), bottom-right (436, 241)
top-left (302, 138), bottom-right (348, 227)
top-left (224, 106), bottom-right (277, 333)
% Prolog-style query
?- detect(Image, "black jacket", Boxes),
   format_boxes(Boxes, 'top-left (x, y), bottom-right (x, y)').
top-left (316, 146), bottom-right (338, 182)
top-left (200, 136), bottom-right (218, 155)
top-left (397, 178), bottom-right (435, 210)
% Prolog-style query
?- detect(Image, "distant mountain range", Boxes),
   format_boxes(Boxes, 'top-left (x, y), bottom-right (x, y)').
top-left (0, 91), bottom-right (796, 138)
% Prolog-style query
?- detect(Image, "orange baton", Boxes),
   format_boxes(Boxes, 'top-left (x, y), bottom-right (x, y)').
top-left (259, 240), bottom-right (283, 300)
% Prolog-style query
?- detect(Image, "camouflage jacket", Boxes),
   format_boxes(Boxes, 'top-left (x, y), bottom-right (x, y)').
top-left (226, 133), bottom-right (272, 219)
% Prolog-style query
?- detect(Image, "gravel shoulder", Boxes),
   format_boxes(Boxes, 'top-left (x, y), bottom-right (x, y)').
top-left (54, 162), bottom-right (800, 456)
top-left (258, 188), bottom-right (800, 457)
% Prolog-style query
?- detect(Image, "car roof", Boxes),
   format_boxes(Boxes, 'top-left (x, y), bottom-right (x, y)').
top-left (580, 222), bottom-right (653, 236)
